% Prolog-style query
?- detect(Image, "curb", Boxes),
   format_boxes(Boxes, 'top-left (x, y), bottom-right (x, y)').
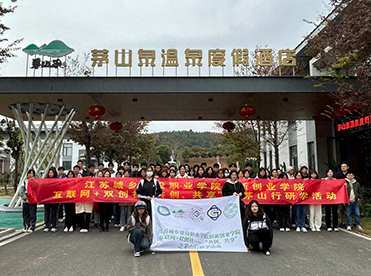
top-left (0, 228), bottom-right (15, 238)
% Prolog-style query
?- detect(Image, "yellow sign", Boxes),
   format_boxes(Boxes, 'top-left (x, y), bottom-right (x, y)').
top-left (90, 48), bottom-right (296, 72)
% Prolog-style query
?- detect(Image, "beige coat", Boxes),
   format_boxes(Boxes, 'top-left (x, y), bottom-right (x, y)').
top-left (75, 202), bottom-right (94, 214)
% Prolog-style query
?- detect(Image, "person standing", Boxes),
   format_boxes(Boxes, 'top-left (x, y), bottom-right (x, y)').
top-left (324, 169), bottom-right (339, 232)
top-left (222, 170), bottom-right (245, 220)
top-left (63, 171), bottom-right (76, 232)
top-left (294, 171), bottom-right (307, 232)
top-left (334, 162), bottom-right (349, 227)
top-left (99, 171), bottom-right (114, 231)
top-left (20, 169), bottom-right (37, 233)
top-left (44, 168), bottom-right (59, 232)
top-left (308, 170), bottom-right (322, 231)
top-left (345, 171), bottom-right (363, 231)
top-left (136, 167), bottom-right (162, 216)
top-left (277, 173), bottom-right (290, 232)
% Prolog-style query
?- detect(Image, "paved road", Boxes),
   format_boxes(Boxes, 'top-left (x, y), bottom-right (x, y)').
top-left (1, 224), bottom-right (371, 276)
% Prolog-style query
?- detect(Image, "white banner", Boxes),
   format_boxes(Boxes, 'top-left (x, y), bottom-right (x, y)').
top-left (150, 196), bottom-right (247, 252)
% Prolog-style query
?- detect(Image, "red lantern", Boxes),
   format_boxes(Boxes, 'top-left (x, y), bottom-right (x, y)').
top-left (223, 121), bottom-right (235, 133)
top-left (88, 104), bottom-right (105, 120)
top-left (238, 104), bottom-right (256, 120)
top-left (110, 122), bottom-right (123, 133)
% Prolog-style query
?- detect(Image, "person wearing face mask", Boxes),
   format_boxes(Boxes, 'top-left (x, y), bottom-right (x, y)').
top-left (136, 167), bottom-right (162, 216)
top-left (223, 168), bottom-right (230, 178)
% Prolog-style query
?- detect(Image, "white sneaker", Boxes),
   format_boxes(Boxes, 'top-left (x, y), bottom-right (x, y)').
top-left (51, 228), bottom-right (57, 232)
top-left (23, 229), bottom-right (27, 233)
top-left (27, 229), bottom-right (34, 233)
top-left (134, 252), bottom-right (140, 257)
top-left (296, 227), bottom-right (300, 232)
top-left (114, 224), bottom-right (119, 228)
top-left (265, 251), bottom-right (271, 256)
top-left (58, 219), bottom-right (64, 223)
top-left (44, 228), bottom-right (50, 232)
top-left (347, 226), bottom-right (352, 231)
top-left (64, 227), bottom-right (68, 232)
top-left (279, 228), bottom-right (284, 232)
top-left (316, 228), bottom-right (321, 232)
top-left (120, 226), bottom-right (125, 232)
top-left (301, 227), bottom-right (307, 233)
top-left (80, 229), bottom-right (84, 233)
top-left (327, 228), bottom-right (333, 232)
top-left (83, 229), bottom-right (88, 233)
top-left (311, 228), bottom-right (316, 232)
top-left (334, 228), bottom-right (339, 232)
top-left (285, 228), bottom-right (290, 232)
top-left (69, 226), bottom-right (74, 232)
top-left (356, 225), bottom-right (363, 230)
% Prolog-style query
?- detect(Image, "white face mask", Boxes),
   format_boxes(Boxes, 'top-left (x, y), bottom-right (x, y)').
top-left (146, 171), bottom-right (153, 177)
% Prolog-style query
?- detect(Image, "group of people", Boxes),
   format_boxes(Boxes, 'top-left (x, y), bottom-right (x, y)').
top-left (20, 159), bottom-right (362, 257)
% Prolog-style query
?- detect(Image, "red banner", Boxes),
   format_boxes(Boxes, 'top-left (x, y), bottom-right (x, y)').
top-left (28, 177), bottom-right (349, 205)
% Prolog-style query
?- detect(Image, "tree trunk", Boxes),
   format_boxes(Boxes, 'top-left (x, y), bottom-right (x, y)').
top-left (274, 121), bottom-right (280, 169)
top-left (85, 141), bottom-right (91, 165)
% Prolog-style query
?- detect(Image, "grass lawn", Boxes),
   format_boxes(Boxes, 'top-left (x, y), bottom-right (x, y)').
top-left (354, 218), bottom-right (371, 236)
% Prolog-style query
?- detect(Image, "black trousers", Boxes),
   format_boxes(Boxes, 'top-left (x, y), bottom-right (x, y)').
top-left (58, 203), bottom-right (64, 219)
top-left (22, 202), bottom-right (37, 230)
top-left (142, 199), bottom-right (152, 216)
top-left (99, 203), bottom-right (113, 230)
top-left (77, 212), bottom-right (91, 230)
top-left (325, 204), bottom-right (338, 229)
top-left (248, 228), bottom-right (271, 253)
top-left (262, 204), bottom-right (275, 222)
top-left (44, 203), bottom-right (58, 229)
top-left (278, 205), bottom-right (290, 228)
top-left (64, 203), bottom-right (76, 229)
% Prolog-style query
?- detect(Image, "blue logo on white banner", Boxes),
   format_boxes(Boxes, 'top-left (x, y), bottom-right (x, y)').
top-left (207, 205), bottom-right (222, 221)
top-left (150, 196), bottom-right (247, 252)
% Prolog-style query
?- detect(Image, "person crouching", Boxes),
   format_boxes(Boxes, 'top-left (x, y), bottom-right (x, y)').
top-left (243, 199), bottom-right (273, 255)
top-left (127, 201), bottom-right (153, 257)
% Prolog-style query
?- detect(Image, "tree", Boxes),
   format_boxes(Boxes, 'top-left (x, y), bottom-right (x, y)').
top-left (261, 120), bottom-right (299, 169)
top-left (182, 147), bottom-right (190, 162)
top-left (102, 121), bottom-right (155, 164)
top-left (217, 121), bottom-right (259, 166)
top-left (156, 145), bottom-right (171, 164)
top-left (0, 118), bottom-right (24, 190)
top-left (68, 121), bottom-right (111, 165)
top-left (65, 53), bottom-right (93, 77)
top-left (0, 0), bottom-right (22, 68)
top-left (307, 0), bottom-right (371, 116)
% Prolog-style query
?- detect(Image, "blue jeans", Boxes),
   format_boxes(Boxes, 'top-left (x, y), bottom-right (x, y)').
top-left (345, 202), bottom-right (361, 227)
top-left (120, 206), bottom-right (132, 227)
top-left (294, 205), bottom-right (307, 228)
top-left (130, 229), bottom-right (149, 253)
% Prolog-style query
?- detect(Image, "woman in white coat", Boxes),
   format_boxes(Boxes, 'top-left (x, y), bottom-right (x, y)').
top-left (75, 174), bottom-right (94, 233)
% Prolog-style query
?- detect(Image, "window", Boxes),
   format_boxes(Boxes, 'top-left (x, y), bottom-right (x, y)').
top-left (308, 142), bottom-right (315, 170)
top-left (62, 161), bottom-right (72, 171)
top-left (289, 146), bottom-right (298, 170)
top-left (63, 143), bottom-right (72, 156)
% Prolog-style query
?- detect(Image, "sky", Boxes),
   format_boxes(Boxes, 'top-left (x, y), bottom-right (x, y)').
top-left (1, 0), bottom-right (331, 132)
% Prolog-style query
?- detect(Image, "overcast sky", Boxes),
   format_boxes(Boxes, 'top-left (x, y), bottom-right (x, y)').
top-left (1, 0), bottom-right (331, 132)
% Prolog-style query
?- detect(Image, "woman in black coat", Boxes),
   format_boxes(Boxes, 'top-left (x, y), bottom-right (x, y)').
top-left (222, 169), bottom-right (245, 219)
